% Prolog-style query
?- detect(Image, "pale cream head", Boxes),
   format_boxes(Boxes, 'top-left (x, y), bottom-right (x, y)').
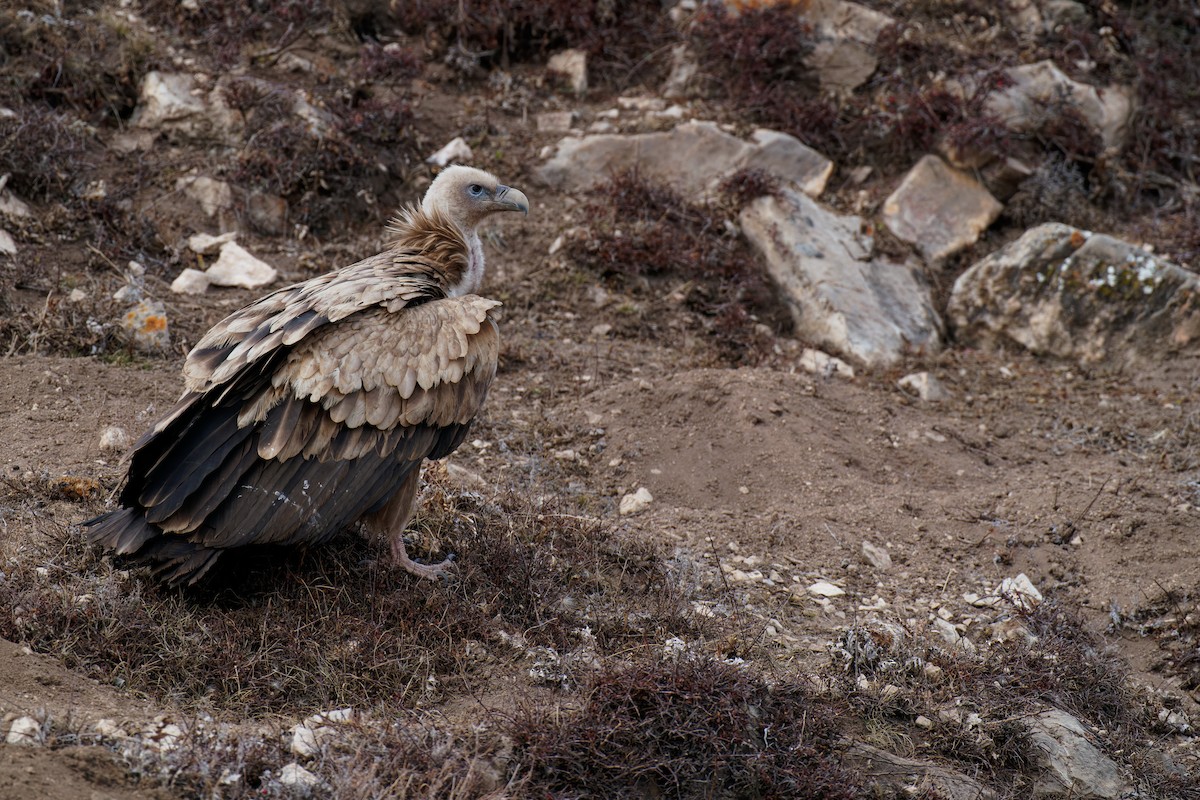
top-left (421, 165), bottom-right (529, 232)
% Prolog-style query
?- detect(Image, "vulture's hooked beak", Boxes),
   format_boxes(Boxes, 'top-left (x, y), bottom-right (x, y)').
top-left (494, 185), bottom-right (529, 215)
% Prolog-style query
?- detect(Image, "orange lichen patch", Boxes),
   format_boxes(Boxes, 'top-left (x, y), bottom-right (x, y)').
top-left (141, 315), bottom-right (168, 333)
top-left (48, 475), bottom-right (103, 500)
top-left (1070, 230), bottom-right (1087, 248)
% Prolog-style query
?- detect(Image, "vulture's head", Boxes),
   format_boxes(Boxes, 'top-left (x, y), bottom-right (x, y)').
top-left (422, 165), bottom-right (529, 233)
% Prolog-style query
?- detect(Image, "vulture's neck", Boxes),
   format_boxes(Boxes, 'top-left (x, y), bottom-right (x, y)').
top-left (453, 230), bottom-right (485, 297)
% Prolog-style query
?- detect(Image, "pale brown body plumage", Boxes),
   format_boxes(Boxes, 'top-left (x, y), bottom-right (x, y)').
top-left (86, 166), bottom-right (527, 584)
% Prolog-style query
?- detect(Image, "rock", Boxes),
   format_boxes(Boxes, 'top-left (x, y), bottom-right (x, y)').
top-left (740, 187), bottom-right (943, 367)
top-left (998, 573), bottom-right (1043, 608)
top-left (984, 61), bottom-right (1133, 151)
top-left (846, 741), bottom-right (998, 800)
top-left (187, 231), bottom-right (237, 255)
top-left (0, 189), bottom-right (32, 219)
top-left (798, 348), bottom-right (856, 379)
top-left (861, 540), bottom-right (892, 570)
top-left (94, 719), bottom-right (127, 739)
top-left (538, 120), bottom-right (833, 199)
top-left (807, 580), bottom-right (845, 598)
top-left (933, 618), bottom-right (975, 653)
top-left (290, 708), bottom-right (353, 757)
top-left (1026, 709), bottom-right (1129, 798)
top-left (897, 371), bottom-right (950, 401)
top-left (120, 300), bottom-right (171, 353)
top-left (177, 175), bottom-right (233, 218)
top-left (0, 228), bottom-right (15, 256)
top-left (140, 718), bottom-right (184, 751)
top-left (804, 39), bottom-right (876, 92)
top-left (536, 111), bottom-right (575, 133)
top-left (619, 487), bottom-right (653, 516)
top-left (662, 43), bottom-right (699, 98)
top-left (883, 155), bottom-right (1003, 263)
top-left (246, 191), bottom-right (288, 235)
top-left (206, 242), bottom-right (277, 289)
top-left (66, 288), bottom-right (89, 303)
top-left (170, 268), bottom-right (211, 295)
top-left (278, 762), bottom-right (319, 789)
top-left (1042, 0), bottom-right (1090, 31)
top-left (801, 0), bottom-right (894, 44)
top-left (99, 426), bottom-right (129, 452)
top-left (132, 71), bottom-right (206, 129)
top-left (426, 136), bottom-right (473, 167)
top-left (5, 716), bottom-right (40, 745)
top-left (948, 223), bottom-right (1200, 366)
top-left (547, 49), bottom-right (588, 93)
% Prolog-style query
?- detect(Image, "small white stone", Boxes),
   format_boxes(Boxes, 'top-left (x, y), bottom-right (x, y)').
top-left (547, 49), bottom-right (588, 93)
top-left (998, 573), bottom-right (1043, 608)
top-left (619, 487), bottom-right (653, 516)
top-left (807, 580), bottom-right (846, 598)
top-left (94, 719), bottom-right (127, 739)
top-left (798, 348), bottom-right (855, 379)
top-left (278, 762), bottom-right (319, 788)
top-left (591, 323), bottom-right (612, 337)
top-left (171, 268), bottom-right (211, 295)
top-left (915, 715), bottom-right (934, 730)
top-left (187, 230), bottom-right (237, 255)
top-left (426, 137), bottom-right (473, 167)
top-left (548, 235), bottom-right (565, 255)
top-left (99, 426), bottom-right (129, 452)
top-left (898, 371), bottom-right (950, 401)
top-left (552, 449), bottom-right (577, 461)
top-left (861, 540), bottom-right (892, 570)
top-left (0, 228), bottom-right (17, 256)
top-left (66, 288), bottom-right (89, 303)
top-left (112, 284), bottom-right (141, 303)
top-left (206, 241), bottom-right (277, 289)
top-left (6, 716), bottom-right (40, 745)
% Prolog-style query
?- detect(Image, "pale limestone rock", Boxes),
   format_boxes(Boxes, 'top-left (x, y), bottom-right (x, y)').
top-left (278, 762), bottom-right (319, 788)
top-left (861, 540), bottom-right (892, 570)
top-left (133, 71), bottom-right (206, 129)
top-left (120, 300), bottom-right (171, 353)
top-left (662, 43), bottom-right (699, 98)
top-left (846, 741), bottom-right (998, 800)
top-left (998, 573), bottom-right (1043, 608)
top-left (536, 111), bottom-right (575, 133)
top-left (0, 189), bottom-right (32, 219)
top-left (547, 49), bottom-right (588, 93)
top-left (883, 155), bottom-right (1003, 263)
top-left (5, 716), bottom-right (40, 745)
top-left (741, 188), bottom-right (942, 367)
top-left (796, 0), bottom-right (894, 91)
top-left (1027, 710), bottom-right (1128, 798)
top-left (187, 230), bottom-right (237, 255)
top-left (66, 288), bottom-right (89, 303)
top-left (94, 719), bottom-right (128, 739)
top-left (798, 348), bottom-right (855, 379)
top-left (171, 268), bottom-right (211, 295)
top-left (802, 0), bottom-right (894, 43)
top-left (290, 708), bottom-right (354, 758)
top-left (948, 223), bottom-right (1200, 367)
top-left (1042, 0), bottom-right (1090, 30)
top-left (985, 60), bottom-right (1133, 150)
top-left (0, 228), bottom-right (15, 256)
top-left (807, 580), bottom-right (845, 598)
top-left (177, 175), bottom-right (233, 218)
top-left (898, 371), bottom-right (950, 401)
top-left (99, 426), bottom-right (130, 452)
top-left (538, 121), bottom-right (832, 199)
top-left (804, 39), bottom-right (877, 92)
top-left (426, 136), bottom-right (473, 167)
top-left (206, 242), bottom-right (277, 289)
top-left (619, 487), bottom-right (653, 516)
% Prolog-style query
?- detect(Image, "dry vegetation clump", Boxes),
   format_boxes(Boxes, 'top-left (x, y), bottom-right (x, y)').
top-left (832, 601), bottom-right (1197, 797)
top-left (392, 0), bottom-right (681, 86)
top-left (510, 655), bottom-right (864, 799)
top-left (138, 0), bottom-right (335, 66)
top-left (0, 470), bottom-right (696, 719)
top-left (565, 169), bottom-right (791, 366)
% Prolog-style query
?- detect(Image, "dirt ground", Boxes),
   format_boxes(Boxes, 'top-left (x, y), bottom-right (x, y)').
top-left (3, 3), bottom-right (1200, 795)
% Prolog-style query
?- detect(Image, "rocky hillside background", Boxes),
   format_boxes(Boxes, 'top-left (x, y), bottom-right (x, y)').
top-left (1, 1), bottom-right (1200, 798)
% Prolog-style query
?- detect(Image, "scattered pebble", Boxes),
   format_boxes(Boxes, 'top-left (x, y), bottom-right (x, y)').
top-left (618, 487), bottom-right (653, 516)
top-left (0, 228), bottom-right (15, 256)
top-left (807, 580), bottom-right (846, 598)
top-left (5, 716), bottom-right (40, 746)
top-left (94, 719), bottom-right (128, 739)
top-left (171, 267), bottom-right (211, 295)
top-left (898, 371), bottom-right (951, 401)
top-left (206, 242), bottom-right (277, 289)
top-left (99, 425), bottom-right (129, 452)
top-left (187, 231), bottom-right (237, 255)
top-left (915, 715), bottom-right (934, 730)
top-left (998, 573), bottom-right (1043, 608)
top-left (861, 540), bottom-right (892, 571)
top-left (66, 288), bottom-right (89, 303)
top-left (291, 708), bottom-right (354, 758)
top-left (798, 348), bottom-right (855, 379)
top-left (278, 762), bottom-right (319, 788)
top-left (426, 136), bottom-right (473, 167)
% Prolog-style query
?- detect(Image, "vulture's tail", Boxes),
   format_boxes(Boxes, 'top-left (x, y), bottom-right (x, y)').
top-left (83, 508), bottom-right (223, 586)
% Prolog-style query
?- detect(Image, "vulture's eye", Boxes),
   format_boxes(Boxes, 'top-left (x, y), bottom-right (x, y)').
top-left (468, 184), bottom-right (485, 197)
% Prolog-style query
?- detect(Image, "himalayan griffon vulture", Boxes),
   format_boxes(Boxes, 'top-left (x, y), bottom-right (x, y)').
top-left (85, 165), bottom-right (528, 584)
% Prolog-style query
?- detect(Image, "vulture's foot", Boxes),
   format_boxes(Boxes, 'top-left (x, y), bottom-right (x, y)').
top-left (391, 533), bottom-right (456, 581)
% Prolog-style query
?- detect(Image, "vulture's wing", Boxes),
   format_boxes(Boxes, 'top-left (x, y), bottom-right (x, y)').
top-left (87, 293), bottom-right (500, 584)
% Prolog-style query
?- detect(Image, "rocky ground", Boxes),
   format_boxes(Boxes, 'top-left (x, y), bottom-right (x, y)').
top-left (2, 1), bottom-right (1200, 798)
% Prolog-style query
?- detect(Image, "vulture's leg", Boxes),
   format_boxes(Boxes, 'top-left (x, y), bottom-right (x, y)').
top-left (365, 467), bottom-right (455, 581)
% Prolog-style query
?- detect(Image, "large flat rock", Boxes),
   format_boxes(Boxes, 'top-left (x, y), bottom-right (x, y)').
top-left (948, 223), bottom-right (1200, 365)
top-left (741, 188), bottom-right (943, 367)
top-left (537, 121), bottom-right (833, 198)
top-left (883, 154), bottom-right (1003, 263)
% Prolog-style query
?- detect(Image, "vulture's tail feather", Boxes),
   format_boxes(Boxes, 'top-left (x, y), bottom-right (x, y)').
top-left (140, 539), bottom-right (224, 586)
top-left (83, 508), bottom-right (159, 555)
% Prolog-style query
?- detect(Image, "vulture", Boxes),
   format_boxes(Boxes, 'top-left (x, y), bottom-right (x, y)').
top-left (85, 165), bottom-right (528, 585)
